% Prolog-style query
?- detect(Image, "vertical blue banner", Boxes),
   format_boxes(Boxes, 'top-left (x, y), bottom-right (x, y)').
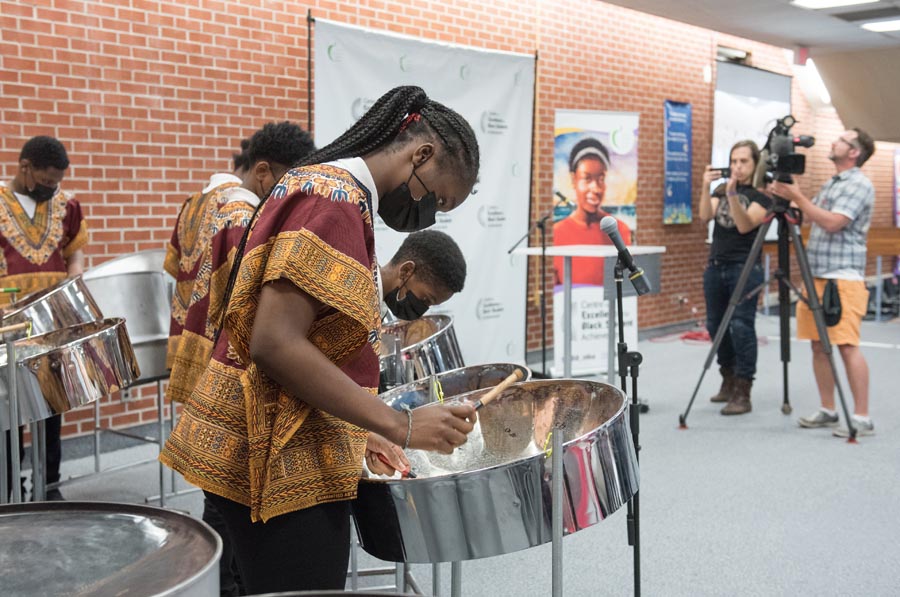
top-left (663, 100), bottom-right (692, 224)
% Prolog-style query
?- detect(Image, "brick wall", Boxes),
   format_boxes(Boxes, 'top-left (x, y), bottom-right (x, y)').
top-left (1, 0), bottom-right (895, 439)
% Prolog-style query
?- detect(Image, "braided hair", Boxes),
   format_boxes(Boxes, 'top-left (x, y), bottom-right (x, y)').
top-left (215, 86), bottom-right (480, 342)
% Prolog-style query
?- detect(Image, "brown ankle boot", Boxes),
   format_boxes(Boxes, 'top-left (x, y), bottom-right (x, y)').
top-left (710, 367), bottom-right (735, 403)
top-left (721, 377), bottom-right (752, 415)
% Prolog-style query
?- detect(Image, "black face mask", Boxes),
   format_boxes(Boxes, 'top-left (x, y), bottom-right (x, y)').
top-left (26, 169), bottom-right (57, 203)
top-left (28, 183), bottom-right (57, 203)
top-left (384, 282), bottom-right (430, 321)
top-left (378, 166), bottom-right (438, 232)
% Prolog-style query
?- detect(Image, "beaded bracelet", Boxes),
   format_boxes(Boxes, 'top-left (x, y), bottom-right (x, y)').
top-left (401, 405), bottom-right (413, 450)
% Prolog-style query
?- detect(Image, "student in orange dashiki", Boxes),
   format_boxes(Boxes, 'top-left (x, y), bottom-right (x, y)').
top-left (161, 85), bottom-right (481, 594)
top-left (164, 122), bottom-right (315, 597)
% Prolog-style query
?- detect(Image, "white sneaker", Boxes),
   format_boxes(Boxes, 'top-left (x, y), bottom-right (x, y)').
top-left (833, 418), bottom-right (875, 438)
top-left (797, 410), bottom-right (839, 428)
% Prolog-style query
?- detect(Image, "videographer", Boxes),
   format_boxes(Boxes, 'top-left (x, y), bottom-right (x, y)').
top-left (770, 128), bottom-right (876, 437)
top-left (699, 140), bottom-right (772, 416)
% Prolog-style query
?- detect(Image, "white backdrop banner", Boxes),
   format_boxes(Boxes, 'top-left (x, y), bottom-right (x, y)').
top-left (314, 19), bottom-right (535, 366)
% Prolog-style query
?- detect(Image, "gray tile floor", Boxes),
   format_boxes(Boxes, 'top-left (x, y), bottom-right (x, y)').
top-left (49, 314), bottom-right (900, 596)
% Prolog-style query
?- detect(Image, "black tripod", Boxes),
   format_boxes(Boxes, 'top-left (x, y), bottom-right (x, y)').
top-left (678, 196), bottom-right (858, 441)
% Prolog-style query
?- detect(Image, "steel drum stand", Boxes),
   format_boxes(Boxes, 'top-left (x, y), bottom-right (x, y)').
top-left (613, 260), bottom-right (644, 597)
top-left (1, 321), bottom-right (32, 505)
top-left (56, 375), bottom-right (182, 507)
top-left (678, 199), bottom-right (858, 441)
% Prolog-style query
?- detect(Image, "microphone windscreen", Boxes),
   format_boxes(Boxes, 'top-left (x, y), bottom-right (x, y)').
top-left (600, 216), bottom-right (619, 236)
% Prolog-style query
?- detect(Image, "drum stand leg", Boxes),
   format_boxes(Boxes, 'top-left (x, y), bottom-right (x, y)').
top-left (156, 379), bottom-right (166, 508)
top-left (450, 562), bottom-right (462, 597)
top-left (5, 336), bottom-right (22, 504)
top-left (29, 420), bottom-right (46, 501)
top-left (550, 427), bottom-right (564, 597)
top-left (349, 524), bottom-right (359, 591)
top-left (93, 397), bottom-right (102, 473)
top-left (432, 563), bottom-right (441, 596)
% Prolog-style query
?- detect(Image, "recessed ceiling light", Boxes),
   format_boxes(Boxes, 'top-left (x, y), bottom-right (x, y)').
top-left (862, 18), bottom-right (900, 31)
top-left (791, 0), bottom-right (879, 9)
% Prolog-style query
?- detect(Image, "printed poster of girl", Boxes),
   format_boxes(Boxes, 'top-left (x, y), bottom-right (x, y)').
top-left (552, 111), bottom-right (639, 286)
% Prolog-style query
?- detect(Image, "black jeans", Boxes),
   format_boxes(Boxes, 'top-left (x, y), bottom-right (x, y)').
top-left (204, 491), bottom-right (351, 594)
top-left (703, 261), bottom-right (763, 380)
top-left (202, 495), bottom-right (245, 596)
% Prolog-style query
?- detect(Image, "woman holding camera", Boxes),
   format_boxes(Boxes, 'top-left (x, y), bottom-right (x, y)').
top-left (698, 140), bottom-right (772, 416)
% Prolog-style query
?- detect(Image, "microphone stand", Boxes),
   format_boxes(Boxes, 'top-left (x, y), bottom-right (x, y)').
top-left (509, 198), bottom-right (566, 378)
top-left (615, 258), bottom-right (643, 597)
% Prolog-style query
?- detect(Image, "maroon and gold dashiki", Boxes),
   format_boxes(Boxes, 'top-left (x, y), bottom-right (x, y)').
top-left (161, 163), bottom-right (382, 522)
top-left (164, 184), bottom-right (256, 403)
top-left (0, 182), bottom-right (88, 306)
top-left (164, 179), bottom-right (241, 372)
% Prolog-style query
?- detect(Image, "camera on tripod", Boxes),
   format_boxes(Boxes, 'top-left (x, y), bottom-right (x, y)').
top-left (761, 115), bottom-right (815, 183)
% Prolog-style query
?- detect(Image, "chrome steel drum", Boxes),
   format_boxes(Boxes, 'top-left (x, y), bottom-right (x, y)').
top-left (1, 275), bottom-right (103, 336)
top-left (379, 363), bottom-right (532, 411)
top-left (0, 501), bottom-right (221, 596)
top-left (250, 589), bottom-right (416, 597)
top-left (0, 318), bottom-right (140, 431)
top-left (354, 379), bottom-right (640, 563)
top-left (379, 315), bottom-right (464, 387)
top-left (83, 250), bottom-right (172, 382)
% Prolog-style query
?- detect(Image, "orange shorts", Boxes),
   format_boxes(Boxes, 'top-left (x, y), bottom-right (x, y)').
top-left (796, 278), bottom-right (868, 346)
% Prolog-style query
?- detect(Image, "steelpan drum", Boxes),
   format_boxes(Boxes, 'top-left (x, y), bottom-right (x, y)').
top-left (380, 363), bottom-right (532, 412)
top-left (2, 275), bottom-right (103, 335)
top-left (379, 315), bottom-right (464, 388)
top-left (0, 318), bottom-right (140, 431)
top-left (354, 379), bottom-right (640, 563)
top-left (0, 501), bottom-right (221, 597)
top-left (83, 249), bottom-right (172, 382)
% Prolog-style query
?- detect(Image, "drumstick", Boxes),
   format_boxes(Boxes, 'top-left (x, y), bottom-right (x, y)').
top-left (0, 321), bottom-right (31, 336)
top-left (473, 369), bottom-right (524, 411)
top-left (376, 453), bottom-right (417, 478)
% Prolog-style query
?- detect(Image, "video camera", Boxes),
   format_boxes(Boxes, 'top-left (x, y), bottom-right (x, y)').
top-left (761, 115), bottom-right (814, 183)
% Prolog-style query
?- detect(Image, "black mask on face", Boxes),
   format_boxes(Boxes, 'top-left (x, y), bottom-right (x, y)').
top-left (384, 280), bottom-right (430, 321)
top-left (378, 165), bottom-right (438, 232)
top-left (26, 169), bottom-right (57, 203)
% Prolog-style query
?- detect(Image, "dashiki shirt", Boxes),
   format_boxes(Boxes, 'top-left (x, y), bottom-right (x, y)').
top-left (164, 177), bottom-right (241, 372)
top-left (0, 181), bottom-right (88, 307)
top-left (164, 185), bottom-right (257, 404)
top-left (161, 163), bottom-right (382, 522)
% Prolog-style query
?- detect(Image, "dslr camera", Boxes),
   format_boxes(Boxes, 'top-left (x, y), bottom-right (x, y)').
top-left (762, 115), bottom-right (814, 183)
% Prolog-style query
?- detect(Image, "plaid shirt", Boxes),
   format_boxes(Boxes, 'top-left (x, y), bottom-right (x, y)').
top-left (806, 167), bottom-right (874, 279)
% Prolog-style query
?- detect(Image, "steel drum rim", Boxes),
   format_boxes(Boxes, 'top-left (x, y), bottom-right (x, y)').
top-left (82, 249), bottom-right (168, 279)
top-left (362, 378), bottom-right (629, 485)
top-left (7, 317), bottom-right (129, 359)
top-left (0, 501), bottom-right (223, 597)
top-left (382, 314), bottom-right (453, 352)
top-left (1, 274), bottom-right (96, 319)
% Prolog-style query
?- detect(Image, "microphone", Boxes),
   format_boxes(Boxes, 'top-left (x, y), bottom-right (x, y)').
top-left (600, 216), bottom-right (651, 296)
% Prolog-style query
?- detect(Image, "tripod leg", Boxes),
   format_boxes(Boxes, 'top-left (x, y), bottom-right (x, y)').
top-left (680, 218), bottom-right (772, 427)
top-left (777, 216), bottom-right (793, 415)
top-left (787, 223), bottom-right (857, 440)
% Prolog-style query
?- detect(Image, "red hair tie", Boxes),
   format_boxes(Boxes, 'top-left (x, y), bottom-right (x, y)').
top-left (399, 112), bottom-right (422, 132)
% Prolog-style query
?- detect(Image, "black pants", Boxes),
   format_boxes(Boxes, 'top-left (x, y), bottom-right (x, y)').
top-left (4, 414), bottom-right (61, 497)
top-left (204, 491), bottom-right (351, 594)
top-left (202, 495), bottom-right (245, 596)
